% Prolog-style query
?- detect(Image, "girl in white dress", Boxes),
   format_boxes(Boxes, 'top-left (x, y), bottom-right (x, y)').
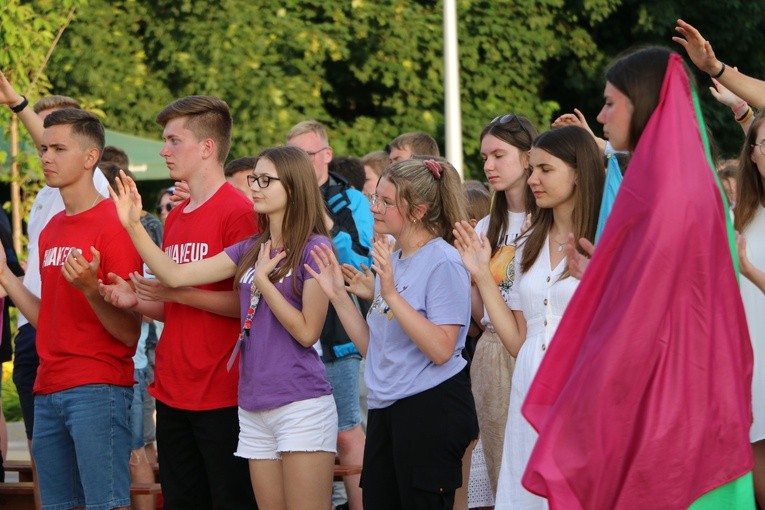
top-left (732, 112), bottom-right (765, 503)
top-left (455, 125), bottom-right (604, 509)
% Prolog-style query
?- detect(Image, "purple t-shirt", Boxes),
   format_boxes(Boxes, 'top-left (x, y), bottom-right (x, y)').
top-left (224, 234), bottom-right (333, 411)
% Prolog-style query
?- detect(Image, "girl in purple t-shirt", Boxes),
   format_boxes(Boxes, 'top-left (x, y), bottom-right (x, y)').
top-left (110, 146), bottom-right (338, 509)
top-left (307, 157), bottom-right (479, 510)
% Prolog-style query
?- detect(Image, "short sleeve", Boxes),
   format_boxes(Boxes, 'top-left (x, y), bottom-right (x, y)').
top-left (224, 237), bottom-right (255, 266)
top-left (301, 235), bottom-right (332, 281)
top-left (223, 207), bottom-right (259, 248)
top-left (424, 257), bottom-right (470, 326)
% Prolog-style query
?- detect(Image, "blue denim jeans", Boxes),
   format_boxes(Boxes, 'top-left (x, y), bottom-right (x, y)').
top-left (33, 384), bottom-right (133, 510)
top-left (131, 369), bottom-right (147, 450)
top-left (324, 353), bottom-right (362, 431)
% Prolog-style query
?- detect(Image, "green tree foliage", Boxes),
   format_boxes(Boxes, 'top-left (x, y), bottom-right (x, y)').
top-left (40, 0), bottom-right (765, 183)
top-left (1, 0), bottom-right (77, 217)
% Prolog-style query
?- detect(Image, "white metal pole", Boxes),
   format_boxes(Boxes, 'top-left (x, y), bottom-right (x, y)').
top-left (443, 0), bottom-right (464, 179)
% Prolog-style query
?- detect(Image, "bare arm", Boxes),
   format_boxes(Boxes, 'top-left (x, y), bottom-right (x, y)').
top-left (131, 273), bottom-right (240, 318)
top-left (111, 172), bottom-right (237, 287)
top-left (63, 247), bottom-right (140, 346)
top-left (0, 70), bottom-right (45, 147)
top-left (674, 19), bottom-right (765, 109)
top-left (737, 232), bottom-right (765, 293)
top-left (306, 243), bottom-right (370, 355)
top-left (0, 271), bottom-right (39, 326)
top-left (454, 221), bottom-right (526, 356)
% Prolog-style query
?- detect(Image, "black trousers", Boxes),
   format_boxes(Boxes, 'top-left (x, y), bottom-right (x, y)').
top-left (361, 368), bottom-right (479, 510)
top-left (156, 400), bottom-right (257, 509)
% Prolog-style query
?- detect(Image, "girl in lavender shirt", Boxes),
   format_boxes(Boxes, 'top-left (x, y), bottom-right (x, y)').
top-left (308, 157), bottom-right (479, 510)
top-left (110, 146), bottom-right (337, 509)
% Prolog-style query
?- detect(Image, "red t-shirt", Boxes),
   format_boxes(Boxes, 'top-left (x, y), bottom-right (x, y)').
top-left (35, 199), bottom-right (142, 395)
top-left (150, 182), bottom-right (257, 410)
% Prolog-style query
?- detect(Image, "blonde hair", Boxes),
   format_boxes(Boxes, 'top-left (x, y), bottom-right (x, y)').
top-left (381, 156), bottom-right (466, 244)
top-left (286, 120), bottom-right (329, 145)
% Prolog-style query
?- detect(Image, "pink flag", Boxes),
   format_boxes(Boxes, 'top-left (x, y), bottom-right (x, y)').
top-left (521, 53), bottom-right (753, 509)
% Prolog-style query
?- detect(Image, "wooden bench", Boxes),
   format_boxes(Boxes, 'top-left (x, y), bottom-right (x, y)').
top-left (0, 481), bottom-right (162, 510)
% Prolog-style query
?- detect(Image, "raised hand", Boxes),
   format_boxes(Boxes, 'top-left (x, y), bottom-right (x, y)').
top-left (305, 242), bottom-right (347, 301)
top-left (710, 73), bottom-right (743, 109)
top-left (109, 170), bottom-right (144, 230)
top-left (98, 272), bottom-right (138, 309)
top-left (0, 70), bottom-right (23, 107)
top-left (673, 19), bottom-right (721, 76)
top-left (62, 246), bottom-right (100, 294)
top-left (371, 236), bottom-right (396, 299)
top-left (453, 220), bottom-right (492, 278)
top-left (341, 263), bottom-right (374, 301)
top-left (552, 108), bottom-right (594, 136)
top-left (252, 240), bottom-right (287, 290)
top-left (565, 233), bottom-right (595, 280)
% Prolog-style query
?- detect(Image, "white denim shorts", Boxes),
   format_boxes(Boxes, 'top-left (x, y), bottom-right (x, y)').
top-left (235, 394), bottom-right (338, 460)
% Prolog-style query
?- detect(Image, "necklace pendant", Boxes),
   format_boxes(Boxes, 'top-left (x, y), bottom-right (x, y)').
top-left (557, 244), bottom-right (564, 253)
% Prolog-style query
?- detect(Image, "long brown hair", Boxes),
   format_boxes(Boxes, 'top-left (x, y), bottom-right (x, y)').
top-left (480, 115), bottom-right (538, 254)
top-left (382, 156), bottom-right (467, 245)
top-left (519, 126), bottom-right (604, 277)
top-left (234, 146), bottom-right (330, 293)
top-left (734, 112), bottom-right (765, 232)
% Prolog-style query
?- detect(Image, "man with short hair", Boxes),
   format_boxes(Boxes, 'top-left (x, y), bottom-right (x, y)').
top-left (0, 108), bottom-right (142, 510)
top-left (224, 156), bottom-right (257, 201)
top-left (287, 120), bottom-right (373, 510)
top-left (0, 70), bottom-right (112, 509)
top-left (388, 131), bottom-right (440, 164)
top-left (107, 96), bottom-right (258, 509)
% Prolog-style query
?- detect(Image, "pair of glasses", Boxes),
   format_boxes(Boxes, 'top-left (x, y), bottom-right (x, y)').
top-left (370, 194), bottom-right (397, 212)
top-left (753, 142), bottom-right (765, 157)
top-left (247, 174), bottom-right (281, 188)
top-left (156, 203), bottom-right (173, 214)
top-left (491, 113), bottom-right (532, 143)
top-left (306, 146), bottom-right (328, 158)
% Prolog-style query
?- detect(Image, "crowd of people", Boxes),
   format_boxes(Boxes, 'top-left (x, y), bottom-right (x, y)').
top-left (1, 17), bottom-right (765, 510)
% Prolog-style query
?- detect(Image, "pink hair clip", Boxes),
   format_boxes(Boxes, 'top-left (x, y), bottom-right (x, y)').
top-left (423, 159), bottom-right (442, 180)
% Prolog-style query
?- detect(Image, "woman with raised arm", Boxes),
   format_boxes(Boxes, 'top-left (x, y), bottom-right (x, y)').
top-left (522, 47), bottom-right (755, 509)
top-left (307, 157), bottom-right (478, 510)
top-left (110, 146), bottom-right (338, 510)
top-left (455, 125), bottom-right (604, 510)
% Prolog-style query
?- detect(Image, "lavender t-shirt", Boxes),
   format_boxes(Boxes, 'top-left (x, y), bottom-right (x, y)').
top-left (365, 237), bottom-right (470, 409)
top-left (224, 234), bottom-right (333, 411)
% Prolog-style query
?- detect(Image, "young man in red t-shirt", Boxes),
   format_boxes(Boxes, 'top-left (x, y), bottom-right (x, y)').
top-left (103, 96), bottom-right (258, 509)
top-left (0, 108), bottom-right (142, 509)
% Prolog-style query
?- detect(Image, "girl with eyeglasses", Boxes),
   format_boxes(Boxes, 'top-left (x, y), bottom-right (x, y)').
top-left (307, 157), bottom-right (479, 510)
top-left (455, 125), bottom-right (604, 509)
top-left (110, 146), bottom-right (339, 509)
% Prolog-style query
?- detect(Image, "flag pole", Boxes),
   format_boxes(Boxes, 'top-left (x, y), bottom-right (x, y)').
top-left (443, 0), bottom-right (463, 179)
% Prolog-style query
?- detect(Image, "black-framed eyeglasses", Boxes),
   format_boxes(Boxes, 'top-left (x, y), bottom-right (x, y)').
top-left (370, 194), bottom-right (397, 212)
top-left (753, 142), bottom-right (765, 157)
top-left (490, 113), bottom-right (532, 143)
top-left (247, 174), bottom-right (281, 188)
top-left (305, 146), bottom-right (328, 158)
